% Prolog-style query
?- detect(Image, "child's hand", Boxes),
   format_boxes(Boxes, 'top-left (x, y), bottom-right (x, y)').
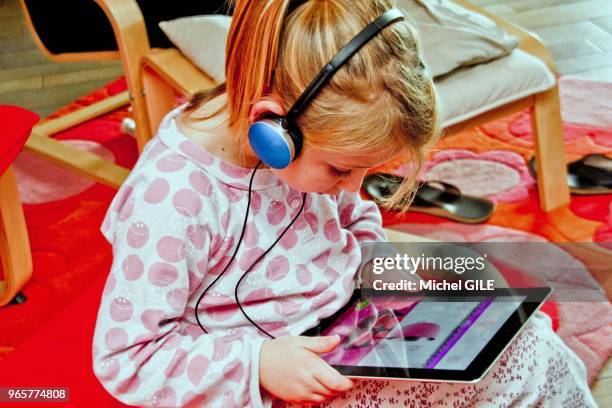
top-left (259, 335), bottom-right (354, 405)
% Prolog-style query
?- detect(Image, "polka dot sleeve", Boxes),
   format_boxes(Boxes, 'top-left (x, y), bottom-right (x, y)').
top-left (335, 191), bottom-right (397, 287)
top-left (93, 175), bottom-right (267, 408)
top-left (336, 190), bottom-right (387, 244)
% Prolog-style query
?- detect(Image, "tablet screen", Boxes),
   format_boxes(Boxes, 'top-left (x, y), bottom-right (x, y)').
top-left (318, 294), bottom-right (526, 371)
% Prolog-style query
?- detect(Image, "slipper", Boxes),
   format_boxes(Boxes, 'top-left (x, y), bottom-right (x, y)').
top-left (528, 155), bottom-right (612, 195)
top-left (362, 173), bottom-right (494, 224)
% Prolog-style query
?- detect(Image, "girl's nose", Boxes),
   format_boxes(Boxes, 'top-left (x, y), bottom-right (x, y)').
top-left (338, 169), bottom-right (368, 193)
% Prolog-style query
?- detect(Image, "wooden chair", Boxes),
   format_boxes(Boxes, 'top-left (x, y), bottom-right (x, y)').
top-left (18, 0), bottom-right (130, 189)
top-left (450, 0), bottom-right (569, 213)
top-left (94, 0), bottom-right (569, 212)
top-left (19, 0), bottom-right (235, 189)
top-left (0, 106), bottom-right (39, 307)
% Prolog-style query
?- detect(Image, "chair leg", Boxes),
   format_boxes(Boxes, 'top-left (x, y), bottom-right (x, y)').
top-left (142, 67), bottom-right (179, 139)
top-left (94, 0), bottom-right (153, 152)
top-left (34, 91), bottom-right (129, 135)
top-left (22, 92), bottom-right (132, 190)
top-left (0, 167), bottom-right (33, 307)
top-left (530, 85), bottom-right (571, 211)
top-left (25, 131), bottom-right (130, 190)
top-left (9, 292), bottom-right (27, 305)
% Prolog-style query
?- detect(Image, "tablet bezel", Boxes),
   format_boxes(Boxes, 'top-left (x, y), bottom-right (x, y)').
top-left (302, 287), bottom-right (552, 383)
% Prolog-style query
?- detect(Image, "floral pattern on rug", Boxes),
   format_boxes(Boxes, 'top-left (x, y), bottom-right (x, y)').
top-left (420, 149), bottom-right (535, 203)
top-left (13, 140), bottom-right (116, 204)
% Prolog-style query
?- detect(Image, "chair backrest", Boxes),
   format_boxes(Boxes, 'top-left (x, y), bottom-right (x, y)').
top-left (20, 0), bottom-right (118, 61)
top-left (20, 0), bottom-right (231, 62)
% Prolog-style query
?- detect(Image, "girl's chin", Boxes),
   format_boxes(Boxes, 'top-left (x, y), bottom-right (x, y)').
top-left (289, 186), bottom-right (338, 195)
top-left (279, 179), bottom-right (337, 194)
top-left (323, 187), bottom-right (341, 195)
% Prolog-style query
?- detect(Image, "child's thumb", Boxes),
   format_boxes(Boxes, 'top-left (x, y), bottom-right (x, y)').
top-left (302, 335), bottom-right (341, 354)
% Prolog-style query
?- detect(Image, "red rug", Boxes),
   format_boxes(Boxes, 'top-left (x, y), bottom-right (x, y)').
top-left (0, 79), bottom-right (136, 356)
top-left (0, 77), bottom-right (610, 385)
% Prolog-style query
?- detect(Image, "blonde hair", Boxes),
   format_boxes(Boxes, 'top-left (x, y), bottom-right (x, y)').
top-left (186, 0), bottom-right (440, 213)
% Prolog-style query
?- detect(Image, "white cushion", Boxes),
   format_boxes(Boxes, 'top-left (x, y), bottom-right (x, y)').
top-left (436, 49), bottom-right (556, 127)
top-left (398, 0), bottom-right (518, 77)
top-left (159, 0), bottom-right (518, 83)
top-left (159, 15), bottom-right (230, 84)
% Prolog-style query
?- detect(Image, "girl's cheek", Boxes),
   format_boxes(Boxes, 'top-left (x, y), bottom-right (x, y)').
top-left (292, 177), bottom-right (332, 194)
top-left (272, 168), bottom-right (336, 192)
top-left (297, 180), bottom-right (329, 193)
top-left (302, 173), bottom-right (335, 190)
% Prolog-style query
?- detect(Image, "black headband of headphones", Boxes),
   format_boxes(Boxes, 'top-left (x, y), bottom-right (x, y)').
top-left (282, 4), bottom-right (405, 127)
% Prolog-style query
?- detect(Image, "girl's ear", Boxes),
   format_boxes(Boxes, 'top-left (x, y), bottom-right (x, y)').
top-left (248, 94), bottom-right (286, 124)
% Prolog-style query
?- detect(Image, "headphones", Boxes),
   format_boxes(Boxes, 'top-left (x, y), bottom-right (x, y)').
top-left (195, 4), bottom-right (405, 338)
top-left (248, 6), bottom-right (405, 169)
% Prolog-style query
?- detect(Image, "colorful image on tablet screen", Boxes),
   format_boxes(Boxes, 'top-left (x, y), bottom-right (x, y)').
top-left (320, 295), bottom-right (526, 371)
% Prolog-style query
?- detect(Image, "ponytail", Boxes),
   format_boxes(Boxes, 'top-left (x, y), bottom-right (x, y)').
top-left (186, 0), bottom-right (293, 132)
top-left (225, 0), bottom-right (292, 130)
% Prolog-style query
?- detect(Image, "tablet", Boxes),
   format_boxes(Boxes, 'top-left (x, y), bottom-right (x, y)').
top-left (302, 287), bottom-right (552, 383)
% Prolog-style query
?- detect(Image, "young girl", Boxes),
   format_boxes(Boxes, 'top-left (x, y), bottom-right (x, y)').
top-left (93, 0), bottom-right (595, 407)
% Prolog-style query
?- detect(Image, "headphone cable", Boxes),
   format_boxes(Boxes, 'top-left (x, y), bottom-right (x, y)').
top-left (194, 161), bottom-right (263, 334)
top-left (194, 162), bottom-right (306, 338)
top-left (234, 190), bottom-right (307, 339)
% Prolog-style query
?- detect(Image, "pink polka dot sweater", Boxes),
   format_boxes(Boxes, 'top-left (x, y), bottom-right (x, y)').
top-left (92, 107), bottom-right (387, 407)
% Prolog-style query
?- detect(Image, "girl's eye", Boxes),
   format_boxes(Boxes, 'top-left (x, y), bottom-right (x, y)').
top-left (331, 166), bottom-right (352, 179)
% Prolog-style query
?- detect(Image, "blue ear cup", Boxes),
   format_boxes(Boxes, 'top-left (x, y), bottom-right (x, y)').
top-left (248, 116), bottom-right (303, 169)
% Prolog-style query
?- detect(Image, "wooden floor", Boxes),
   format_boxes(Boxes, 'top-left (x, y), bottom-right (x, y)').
top-left (0, 0), bottom-right (122, 117)
top-left (0, 0), bottom-right (610, 405)
top-left (474, 0), bottom-right (612, 83)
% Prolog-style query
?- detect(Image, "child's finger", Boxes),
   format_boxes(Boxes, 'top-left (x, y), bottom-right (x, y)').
top-left (304, 373), bottom-right (336, 397)
top-left (300, 335), bottom-right (340, 354)
top-left (311, 358), bottom-right (354, 392)
top-left (292, 382), bottom-right (330, 403)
